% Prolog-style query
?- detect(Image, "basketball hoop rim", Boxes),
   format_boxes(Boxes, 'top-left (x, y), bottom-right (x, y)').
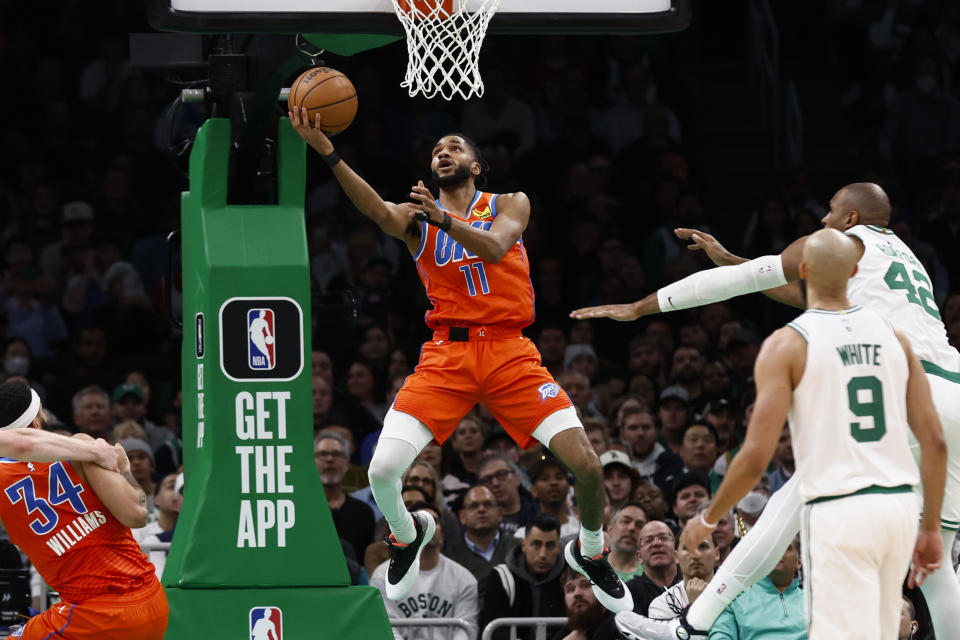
top-left (148, 0), bottom-right (691, 36)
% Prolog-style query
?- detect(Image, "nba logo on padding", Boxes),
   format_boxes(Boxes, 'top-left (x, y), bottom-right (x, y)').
top-left (250, 606), bottom-right (282, 640)
top-left (248, 308), bottom-right (276, 370)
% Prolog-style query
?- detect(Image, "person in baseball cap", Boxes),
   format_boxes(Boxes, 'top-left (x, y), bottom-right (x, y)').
top-left (657, 385), bottom-right (692, 452)
top-left (600, 450), bottom-right (641, 513)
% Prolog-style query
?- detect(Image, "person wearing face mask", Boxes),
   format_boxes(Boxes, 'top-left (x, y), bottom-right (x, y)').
top-left (3, 338), bottom-right (49, 407)
top-left (3, 338), bottom-right (31, 378)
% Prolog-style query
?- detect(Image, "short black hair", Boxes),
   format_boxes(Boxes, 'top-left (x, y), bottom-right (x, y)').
top-left (408, 501), bottom-right (440, 521)
top-left (436, 132), bottom-right (490, 189)
top-left (681, 421), bottom-right (719, 445)
top-left (526, 513), bottom-right (561, 537)
top-left (671, 471), bottom-right (711, 504)
top-left (0, 380), bottom-right (33, 428)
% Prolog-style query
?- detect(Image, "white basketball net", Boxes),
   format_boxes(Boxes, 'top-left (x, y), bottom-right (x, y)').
top-left (392, 0), bottom-right (502, 101)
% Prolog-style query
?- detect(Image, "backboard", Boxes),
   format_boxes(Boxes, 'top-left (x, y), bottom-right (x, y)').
top-left (149, 0), bottom-right (690, 35)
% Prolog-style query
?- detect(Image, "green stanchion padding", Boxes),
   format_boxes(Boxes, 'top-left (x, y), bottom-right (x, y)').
top-left (304, 33), bottom-right (403, 56)
top-left (164, 117), bottom-right (393, 638)
top-left (165, 586), bottom-right (392, 637)
top-left (164, 118), bottom-right (347, 588)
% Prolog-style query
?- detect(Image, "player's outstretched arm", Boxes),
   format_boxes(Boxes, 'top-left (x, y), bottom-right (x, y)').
top-left (681, 328), bottom-right (799, 550)
top-left (407, 182), bottom-right (529, 264)
top-left (895, 330), bottom-right (946, 586)
top-left (676, 228), bottom-right (807, 309)
top-left (0, 428), bottom-right (118, 470)
top-left (74, 438), bottom-right (148, 529)
top-left (571, 236), bottom-right (808, 322)
top-left (289, 107), bottom-right (412, 240)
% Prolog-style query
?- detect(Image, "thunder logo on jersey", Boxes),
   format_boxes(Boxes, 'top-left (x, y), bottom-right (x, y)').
top-left (248, 309), bottom-right (276, 370)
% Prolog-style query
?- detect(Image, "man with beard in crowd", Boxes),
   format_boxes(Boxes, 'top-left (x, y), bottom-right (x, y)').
top-left (605, 503), bottom-right (647, 582)
top-left (554, 569), bottom-right (619, 640)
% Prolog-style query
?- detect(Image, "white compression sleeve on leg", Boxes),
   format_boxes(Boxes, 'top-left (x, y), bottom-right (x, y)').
top-left (686, 474), bottom-right (803, 630)
top-left (657, 254), bottom-right (787, 312)
top-left (368, 409), bottom-right (435, 544)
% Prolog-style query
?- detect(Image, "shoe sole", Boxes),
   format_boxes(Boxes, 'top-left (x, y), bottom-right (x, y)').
top-left (563, 540), bottom-right (634, 614)
top-left (385, 511), bottom-right (436, 601)
top-left (614, 614), bottom-right (645, 640)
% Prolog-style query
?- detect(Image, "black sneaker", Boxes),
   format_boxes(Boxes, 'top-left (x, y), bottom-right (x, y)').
top-left (384, 510), bottom-right (436, 600)
top-left (564, 539), bottom-right (634, 613)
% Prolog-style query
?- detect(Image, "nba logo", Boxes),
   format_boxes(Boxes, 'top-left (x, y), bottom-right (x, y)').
top-left (248, 308), bottom-right (276, 370)
top-left (250, 606), bottom-right (282, 640)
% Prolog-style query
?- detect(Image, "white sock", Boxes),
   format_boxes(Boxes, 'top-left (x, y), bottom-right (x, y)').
top-left (687, 475), bottom-right (803, 629)
top-left (919, 528), bottom-right (960, 638)
top-left (579, 526), bottom-right (604, 558)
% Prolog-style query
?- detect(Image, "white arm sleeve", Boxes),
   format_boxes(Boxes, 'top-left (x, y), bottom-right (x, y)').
top-left (656, 255), bottom-right (787, 312)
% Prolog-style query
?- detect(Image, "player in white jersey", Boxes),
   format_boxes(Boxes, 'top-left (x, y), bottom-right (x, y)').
top-left (655, 229), bottom-right (944, 638)
top-left (572, 183), bottom-right (960, 639)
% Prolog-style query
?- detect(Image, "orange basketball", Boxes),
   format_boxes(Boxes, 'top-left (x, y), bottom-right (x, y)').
top-left (288, 67), bottom-right (358, 136)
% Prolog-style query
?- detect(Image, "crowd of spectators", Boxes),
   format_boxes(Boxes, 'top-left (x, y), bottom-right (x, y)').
top-left (1, 1), bottom-right (960, 639)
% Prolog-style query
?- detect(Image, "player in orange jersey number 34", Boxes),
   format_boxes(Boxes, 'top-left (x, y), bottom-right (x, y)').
top-left (0, 380), bottom-right (167, 639)
top-left (290, 106), bottom-right (632, 614)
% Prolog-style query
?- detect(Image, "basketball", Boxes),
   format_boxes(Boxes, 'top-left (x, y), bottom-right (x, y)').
top-left (288, 67), bottom-right (358, 136)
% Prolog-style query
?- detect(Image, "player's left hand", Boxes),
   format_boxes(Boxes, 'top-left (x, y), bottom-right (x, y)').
top-left (685, 577), bottom-right (709, 603)
top-left (908, 529), bottom-right (943, 588)
top-left (115, 443), bottom-right (131, 475)
top-left (570, 302), bottom-right (642, 322)
top-left (679, 515), bottom-right (714, 554)
top-left (90, 438), bottom-right (120, 472)
top-left (407, 181), bottom-right (443, 225)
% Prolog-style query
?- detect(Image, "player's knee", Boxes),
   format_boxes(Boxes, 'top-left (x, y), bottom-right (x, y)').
top-left (367, 449), bottom-right (401, 486)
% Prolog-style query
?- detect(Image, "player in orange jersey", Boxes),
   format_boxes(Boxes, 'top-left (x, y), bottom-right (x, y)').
top-left (0, 380), bottom-right (167, 639)
top-left (291, 108), bottom-right (632, 614)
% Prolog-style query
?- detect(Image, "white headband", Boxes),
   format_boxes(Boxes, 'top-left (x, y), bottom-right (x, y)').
top-left (2, 389), bottom-right (41, 430)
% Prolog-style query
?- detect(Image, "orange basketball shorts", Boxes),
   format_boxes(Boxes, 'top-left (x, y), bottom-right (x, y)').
top-left (17, 577), bottom-right (168, 640)
top-left (392, 331), bottom-right (572, 448)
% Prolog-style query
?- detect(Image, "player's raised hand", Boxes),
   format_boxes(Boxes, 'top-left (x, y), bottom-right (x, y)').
top-left (288, 107), bottom-right (334, 156)
top-left (569, 302), bottom-right (642, 322)
top-left (674, 228), bottom-right (737, 267)
top-left (115, 442), bottom-right (131, 475)
top-left (685, 577), bottom-right (709, 603)
top-left (908, 529), bottom-right (943, 588)
top-left (408, 180), bottom-right (444, 225)
top-left (91, 438), bottom-right (120, 472)
top-left (679, 515), bottom-right (714, 555)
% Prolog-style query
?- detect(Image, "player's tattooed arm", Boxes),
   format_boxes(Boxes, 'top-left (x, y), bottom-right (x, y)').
top-left (121, 469), bottom-right (148, 506)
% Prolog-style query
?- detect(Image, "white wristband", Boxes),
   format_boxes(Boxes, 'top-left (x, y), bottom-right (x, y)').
top-left (699, 511), bottom-right (718, 529)
top-left (657, 254), bottom-right (787, 312)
